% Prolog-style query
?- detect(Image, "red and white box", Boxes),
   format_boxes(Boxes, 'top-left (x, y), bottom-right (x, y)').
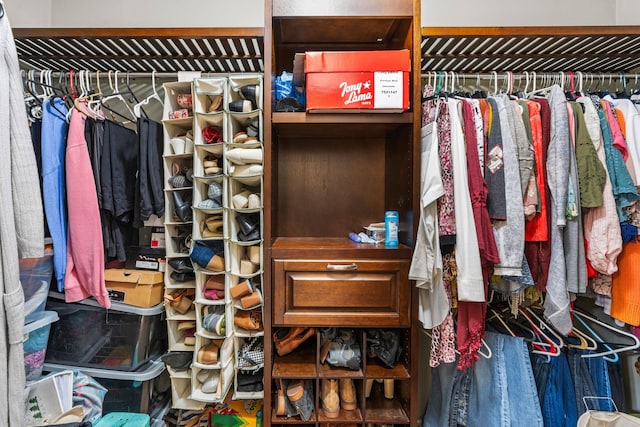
top-left (304, 49), bottom-right (411, 112)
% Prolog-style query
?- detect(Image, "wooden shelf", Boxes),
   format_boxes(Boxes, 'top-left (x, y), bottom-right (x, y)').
top-left (272, 237), bottom-right (412, 259)
top-left (271, 409), bottom-right (317, 424)
top-left (364, 388), bottom-right (410, 424)
top-left (318, 407), bottom-right (363, 423)
top-left (366, 358), bottom-right (411, 379)
top-left (271, 342), bottom-right (317, 378)
top-left (318, 362), bottom-right (364, 379)
top-left (272, 112), bottom-right (412, 124)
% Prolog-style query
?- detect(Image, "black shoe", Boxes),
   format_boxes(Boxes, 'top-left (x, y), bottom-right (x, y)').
top-left (173, 191), bottom-right (192, 223)
top-left (168, 258), bottom-right (194, 274)
top-left (239, 84), bottom-right (258, 110)
top-left (161, 351), bottom-right (193, 370)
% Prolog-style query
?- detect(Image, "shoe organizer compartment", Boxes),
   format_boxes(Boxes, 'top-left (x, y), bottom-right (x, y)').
top-left (318, 329), bottom-right (364, 375)
top-left (45, 296), bottom-right (167, 371)
top-left (166, 257), bottom-right (195, 288)
top-left (227, 242), bottom-right (262, 277)
top-left (165, 224), bottom-right (192, 258)
top-left (166, 318), bottom-right (196, 351)
top-left (190, 358), bottom-right (234, 403)
top-left (165, 188), bottom-right (193, 225)
top-left (228, 74), bottom-right (263, 112)
top-left (227, 178), bottom-right (262, 211)
top-left (170, 375), bottom-right (206, 411)
top-left (232, 304), bottom-right (264, 337)
top-left (195, 301), bottom-right (231, 339)
top-left (194, 109), bottom-right (226, 147)
top-left (227, 209), bottom-right (262, 244)
top-left (163, 81), bottom-right (194, 120)
top-left (193, 175), bottom-right (224, 212)
top-left (193, 335), bottom-right (233, 369)
top-left (272, 378), bottom-right (317, 423)
top-left (272, 258), bottom-right (410, 327)
top-left (194, 77), bottom-right (227, 114)
top-left (164, 157), bottom-right (193, 189)
top-left (193, 143), bottom-right (223, 179)
top-left (229, 274), bottom-right (263, 310)
top-left (196, 270), bottom-right (226, 304)
top-left (193, 209), bottom-right (225, 241)
top-left (163, 121), bottom-right (194, 156)
top-left (234, 366), bottom-right (264, 400)
top-left (164, 287), bottom-right (196, 319)
top-left (224, 144), bottom-right (264, 177)
top-left (318, 378), bottom-right (363, 423)
top-left (227, 110), bottom-right (263, 146)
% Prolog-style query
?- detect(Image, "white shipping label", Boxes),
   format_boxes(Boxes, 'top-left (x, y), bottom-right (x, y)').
top-left (374, 71), bottom-right (403, 109)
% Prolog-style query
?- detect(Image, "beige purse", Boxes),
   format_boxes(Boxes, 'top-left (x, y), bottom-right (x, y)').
top-left (578, 398), bottom-right (640, 427)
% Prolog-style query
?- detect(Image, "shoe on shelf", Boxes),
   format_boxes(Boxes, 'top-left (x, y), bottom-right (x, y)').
top-left (202, 305), bottom-right (226, 335)
top-left (340, 379), bottom-right (357, 410)
top-left (228, 164), bottom-right (263, 178)
top-left (232, 190), bottom-right (251, 209)
top-left (208, 95), bottom-right (222, 112)
top-left (197, 369), bottom-right (220, 394)
top-left (164, 288), bottom-right (195, 315)
top-left (247, 245), bottom-right (260, 265)
top-left (207, 182), bottom-right (222, 205)
top-left (233, 131), bottom-right (248, 144)
top-left (239, 84), bottom-right (258, 110)
top-left (172, 191), bottom-right (193, 223)
top-left (321, 379), bottom-right (340, 419)
top-left (202, 126), bottom-right (223, 144)
top-left (168, 258), bottom-right (194, 274)
top-left (204, 275), bottom-right (225, 300)
top-left (287, 380), bottom-right (314, 421)
top-left (161, 351), bottom-right (193, 370)
top-left (226, 148), bottom-right (263, 165)
top-left (326, 329), bottom-right (362, 370)
top-left (234, 309), bottom-right (263, 331)
top-left (190, 241), bottom-right (225, 272)
top-left (197, 341), bottom-right (221, 365)
top-left (198, 198), bottom-right (221, 209)
top-left (229, 99), bottom-right (253, 113)
top-left (240, 288), bottom-right (263, 309)
top-left (273, 327), bottom-right (316, 357)
top-left (183, 328), bottom-right (196, 346)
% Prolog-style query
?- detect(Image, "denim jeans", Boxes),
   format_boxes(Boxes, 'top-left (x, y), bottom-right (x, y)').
top-left (423, 360), bottom-right (461, 427)
top-left (567, 348), bottom-right (599, 417)
top-left (543, 352), bottom-right (577, 427)
top-left (531, 352), bottom-right (551, 406)
top-left (584, 351), bottom-right (614, 412)
top-left (608, 360), bottom-right (627, 412)
top-left (467, 331), bottom-right (543, 427)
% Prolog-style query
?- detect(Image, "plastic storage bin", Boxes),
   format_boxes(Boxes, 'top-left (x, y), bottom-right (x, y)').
top-left (44, 358), bottom-right (168, 415)
top-left (24, 310), bottom-right (59, 381)
top-left (19, 251), bottom-right (54, 323)
top-left (45, 294), bottom-right (167, 371)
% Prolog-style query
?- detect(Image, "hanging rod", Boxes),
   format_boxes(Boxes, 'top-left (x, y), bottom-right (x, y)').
top-left (23, 71), bottom-right (261, 78)
top-left (421, 72), bottom-right (640, 80)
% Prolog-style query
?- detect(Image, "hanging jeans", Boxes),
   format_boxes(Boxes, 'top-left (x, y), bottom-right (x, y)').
top-left (423, 359), bottom-right (470, 427)
top-left (568, 348), bottom-right (601, 417)
top-left (542, 352), bottom-right (578, 427)
top-left (467, 331), bottom-right (543, 427)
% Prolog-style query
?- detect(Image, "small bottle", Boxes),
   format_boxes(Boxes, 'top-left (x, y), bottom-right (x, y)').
top-left (385, 211), bottom-right (399, 248)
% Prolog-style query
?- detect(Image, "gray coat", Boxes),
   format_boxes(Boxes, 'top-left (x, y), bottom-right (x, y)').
top-left (0, 3), bottom-right (45, 424)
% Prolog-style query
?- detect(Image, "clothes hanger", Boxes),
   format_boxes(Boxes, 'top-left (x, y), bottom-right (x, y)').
top-left (574, 309), bottom-right (640, 359)
top-left (421, 328), bottom-right (493, 360)
top-left (100, 70), bottom-right (136, 123)
top-left (573, 315), bottom-right (619, 363)
top-left (133, 70), bottom-right (164, 118)
top-left (518, 309), bottom-right (561, 357)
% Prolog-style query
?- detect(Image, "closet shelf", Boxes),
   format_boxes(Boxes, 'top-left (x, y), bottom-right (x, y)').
top-left (421, 25), bottom-right (640, 73)
top-left (13, 27), bottom-right (264, 73)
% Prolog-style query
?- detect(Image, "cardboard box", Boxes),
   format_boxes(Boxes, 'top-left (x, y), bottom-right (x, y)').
top-left (105, 269), bottom-right (164, 308)
top-left (305, 49), bottom-right (410, 112)
top-left (209, 396), bottom-right (262, 427)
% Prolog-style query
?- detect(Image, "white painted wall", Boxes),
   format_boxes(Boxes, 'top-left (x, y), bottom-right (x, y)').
top-left (4, 0), bottom-right (51, 27)
top-left (3, 0), bottom-right (632, 28)
top-left (421, 0), bottom-right (617, 26)
top-left (616, 0), bottom-right (640, 25)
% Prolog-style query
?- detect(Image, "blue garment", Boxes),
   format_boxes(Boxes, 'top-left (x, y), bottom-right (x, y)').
top-left (584, 352), bottom-right (614, 412)
top-left (542, 353), bottom-right (578, 427)
top-left (467, 331), bottom-right (543, 427)
top-left (567, 348), bottom-right (599, 418)
top-left (598, 106), bottom-right (639, 222)
top-left (41, 98), bottom-right (69, 291)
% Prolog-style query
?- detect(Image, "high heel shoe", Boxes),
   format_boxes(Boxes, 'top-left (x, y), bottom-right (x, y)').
top-left (240, 84), bottom-right (258, 110)
top-left (172, 191), bottom-right (193, 222)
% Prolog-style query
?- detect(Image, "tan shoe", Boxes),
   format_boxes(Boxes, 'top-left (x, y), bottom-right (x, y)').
top-left (321, 379), bottom-right (340, 418)
top-left (340, 378), bottom-right (356, 410)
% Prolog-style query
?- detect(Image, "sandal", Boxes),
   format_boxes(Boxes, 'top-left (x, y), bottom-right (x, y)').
top-left (197, 341), bottom-right (221, 365)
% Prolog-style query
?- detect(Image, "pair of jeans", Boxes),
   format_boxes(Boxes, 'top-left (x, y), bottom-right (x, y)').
top-left (567, 348), bottom-right (613, 416)
top-left (467, 331), bottom-right (543, 427)
top-left (543, 352), bottom-right (578, 427)
top-left (423, 358), bottom-right (469, 427)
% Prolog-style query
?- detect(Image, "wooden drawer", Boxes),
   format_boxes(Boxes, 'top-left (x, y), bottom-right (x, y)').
top-left (272, 259), bottom-right (410, 327)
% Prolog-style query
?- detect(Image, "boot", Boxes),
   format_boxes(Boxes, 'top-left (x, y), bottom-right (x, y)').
top-left (339, 378), bottom-right (356, 410)
top-left (321, 379), bottom-right (340, 418)
top-left (383, 379), bottom-right (394, 399)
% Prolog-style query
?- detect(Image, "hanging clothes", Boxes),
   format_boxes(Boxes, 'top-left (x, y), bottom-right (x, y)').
top-left (134, 116), bottom-right (165, 225)
top-left (65, 105), bottom-right (110, 308)
top-left (489, 96), bottom-right (525, 277)
top-left (410, 87), bottom-right (448, 330)
top-left (41, 98), bottom-right (69, 292)
top-left (544, 84), bottom-right (573, 335)
top-left (0, 3), bottom-right (46, 423)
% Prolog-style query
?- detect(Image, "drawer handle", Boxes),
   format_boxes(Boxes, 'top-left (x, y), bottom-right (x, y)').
top-left (326, 263), bottom-right (358, 271)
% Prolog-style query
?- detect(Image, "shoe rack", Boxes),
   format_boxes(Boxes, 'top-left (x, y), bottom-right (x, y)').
top-left (161, 74), bottom-right (265, 409)
top-left (263, 0), bottom-right (421, 426)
